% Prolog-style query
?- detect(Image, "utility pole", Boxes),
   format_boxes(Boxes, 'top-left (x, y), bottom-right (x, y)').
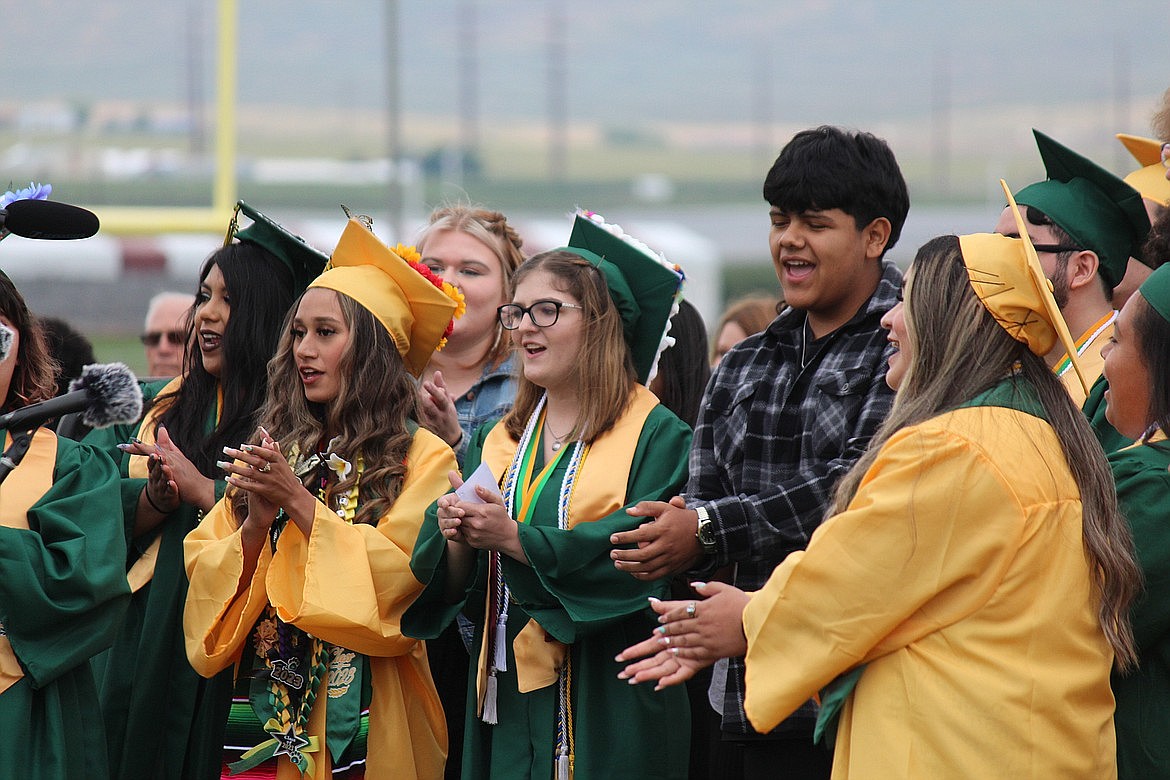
top-left (386, 0), bottom-right (404, 242)
top-left (547, 1), bottom-right (566, 182)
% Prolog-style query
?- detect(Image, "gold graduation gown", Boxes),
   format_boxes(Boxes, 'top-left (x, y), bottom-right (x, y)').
top-left (742, 388), bottom-right (1117, 779)
top-left (183, 428), bottom-right (455, 780)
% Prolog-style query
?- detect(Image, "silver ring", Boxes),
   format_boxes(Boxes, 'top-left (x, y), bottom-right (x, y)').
top-left (685, 601), bottom-right (697, 618)
top-left (258, 463), bottom-right (272, 473)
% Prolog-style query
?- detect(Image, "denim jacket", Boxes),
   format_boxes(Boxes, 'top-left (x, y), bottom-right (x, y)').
top-left (453, 352), bottom-right (518, 468)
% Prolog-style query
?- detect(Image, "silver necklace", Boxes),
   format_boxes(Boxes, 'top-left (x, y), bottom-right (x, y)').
top-left (545, 418), bottom-right (572, 451)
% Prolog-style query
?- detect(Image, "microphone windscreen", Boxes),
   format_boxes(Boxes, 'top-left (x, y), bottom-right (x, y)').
top-left (70, 363), bottom-right (143, 429)
top-left (0, 324), bottom-right (12, 363)
top-left (4, 199), bottom-right (100, 240)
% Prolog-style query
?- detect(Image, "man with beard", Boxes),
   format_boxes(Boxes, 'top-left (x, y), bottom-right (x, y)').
top-left (993, 129), bottom-right (1150, 405)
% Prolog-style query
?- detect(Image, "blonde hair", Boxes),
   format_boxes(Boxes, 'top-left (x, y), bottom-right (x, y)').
top-left (832, 235), bottom-right (1140, 670)
top-left (502, 250), bottom-right (636, 443)
top-left (416, 204), bottom-right (525, 369)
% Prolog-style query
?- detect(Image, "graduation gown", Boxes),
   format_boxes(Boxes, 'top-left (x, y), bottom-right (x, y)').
top-left (741, 382), bottom-right (1118, 779)
top-left (0, 429), bottom-right (131, 780)
top-left (184, 428), bottom-right (454, 780)
top-left (405, 388), bottom-right (693, 780)
top-left (1108, 433), bottom-right (1170, 779)
top-left (85, 377), bottom-right (234, 780)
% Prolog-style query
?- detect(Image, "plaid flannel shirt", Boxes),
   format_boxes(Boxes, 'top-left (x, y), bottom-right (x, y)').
top-left (687, 260), bottom-right (901, 737)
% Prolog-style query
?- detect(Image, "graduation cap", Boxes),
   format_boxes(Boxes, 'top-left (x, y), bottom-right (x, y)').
top-left (561, 211), bottom-right (684, 384)
top-left (1013, 130), bottom-right (1150, 289)
top-left (962, 179), bottom-right (1089, 396)
top-left (310, 218), bottom-right (461, 377)
top-left (225, 201), bottom-right (329, 295)
top-left (1117, 133), bottom-right (1170, 208)
top-left (1138, 262), bottom-right (1170, 325)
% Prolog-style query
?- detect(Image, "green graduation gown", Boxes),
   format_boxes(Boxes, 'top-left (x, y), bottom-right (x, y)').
top-left (1109, 434), bottom-right (1170, 779)
top-left (406, 399), bottom-right (692, 780)
top-left (0, 429), bottom-right (131, 780)
top-left (85, 379), bottom-right (233, 780)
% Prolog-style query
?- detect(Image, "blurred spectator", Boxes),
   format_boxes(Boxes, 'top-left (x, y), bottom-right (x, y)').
top-left (711, 292), bottom-right (782, 366)
top-left (650, 299), bottom-right (710, 427)
top-left (40, 315), bottom-right (95, 398)
top-left (141, 291), bottom-right (193, 377)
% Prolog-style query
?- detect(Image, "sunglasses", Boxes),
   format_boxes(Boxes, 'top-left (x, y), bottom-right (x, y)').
top-left (140, 330), bottom-right (185, 347)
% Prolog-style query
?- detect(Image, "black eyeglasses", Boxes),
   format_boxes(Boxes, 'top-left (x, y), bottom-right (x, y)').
top-left (497, 300), bottom-right (583, 330)
top-left (140, 330), bottom-right (185, 347)
top-left (1030, 243), bottom-right (1081, 255)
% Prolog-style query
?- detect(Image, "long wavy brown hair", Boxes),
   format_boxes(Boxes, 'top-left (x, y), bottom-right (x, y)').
top-left (255, 289), bottom-right (417, 525)
top-left (832, 235), bottom-right (1140, 670)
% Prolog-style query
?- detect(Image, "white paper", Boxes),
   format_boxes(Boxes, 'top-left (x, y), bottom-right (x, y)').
top-left (454, 461), bottom-right (503, 504)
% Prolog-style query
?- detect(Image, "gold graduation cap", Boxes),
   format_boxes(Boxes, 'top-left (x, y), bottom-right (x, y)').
top-left (1116, 133), bottom-right (1170, 207)
top-left (960, 179), bottom-right (1089, 396)
top-left (309, 218), bottom-right (462, 377)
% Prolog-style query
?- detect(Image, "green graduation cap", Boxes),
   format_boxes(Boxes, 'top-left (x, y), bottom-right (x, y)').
top-left (1014, 129), bottom-right (1150, 289)
top-left (1139, 262), bottom-right (1170, 324)
top-left (560, 210), bottom-right (684, 384)
top-left (225, 201), bottom-right (330, 295)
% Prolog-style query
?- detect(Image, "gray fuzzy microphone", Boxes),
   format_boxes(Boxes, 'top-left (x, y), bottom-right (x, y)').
top-left (0, 323), bottom-right (13, 364)
top-left (0, 362), bottom-right (143, 432)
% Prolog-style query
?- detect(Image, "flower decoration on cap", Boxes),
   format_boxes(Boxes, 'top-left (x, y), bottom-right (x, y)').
top-left (312, 216), bottom-right (463, 375)
top-left (394, 243), bottom-right (468, 342)
top-left (0, 182), bottom-right (51, 208)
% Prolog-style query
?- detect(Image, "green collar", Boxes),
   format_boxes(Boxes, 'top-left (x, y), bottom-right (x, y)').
top-left (958, 377), bottom-right (1047, 421)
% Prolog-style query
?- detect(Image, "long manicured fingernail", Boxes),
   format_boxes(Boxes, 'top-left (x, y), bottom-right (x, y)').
top-left (689, 581), bottom-right (707, 589)
top-left (117, 443), bottom-right (131, 451)
top-left (216, 460), bottom-right (232, 470)
top-left (654, 625), bottom-right (666, 634)
top-left (648, 597), bottom-right (660, 603)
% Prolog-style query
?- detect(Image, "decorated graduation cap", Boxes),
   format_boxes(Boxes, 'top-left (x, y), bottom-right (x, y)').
top-left (961, 179), bottom-right (1089, 395)
top-left (1013, 129), bottom-right (1150, 289)
top-left (1139, 262), bottom-right (1170, 324)
top-left (559, 210), bottom-right (685, 384)
top-left (310, 217), bottom-right (463, 377)
top-left (1117, 133), bottom-right (1170, 208)
top-left (225, 201), bottom-right (330, 295)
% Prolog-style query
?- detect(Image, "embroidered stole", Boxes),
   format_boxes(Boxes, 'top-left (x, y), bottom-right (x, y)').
top-left (473, 385), bottom-right (660, 713)
top-left (126, 376), bottom-right (222, 592)
top-left (0, 428), bottom-right (58, 694)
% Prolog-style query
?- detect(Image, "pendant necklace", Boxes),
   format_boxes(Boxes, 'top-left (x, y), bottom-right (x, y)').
top-left (545, 417), bottom-right (572, 452)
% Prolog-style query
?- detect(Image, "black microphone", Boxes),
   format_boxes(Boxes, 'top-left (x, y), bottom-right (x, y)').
top-left (0, 198), bottom-right (100, 240)
top-left (0, 363), bottom-right (143, 432)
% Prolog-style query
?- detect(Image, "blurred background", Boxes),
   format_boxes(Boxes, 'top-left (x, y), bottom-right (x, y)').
top-left (2, 0), bottom-right (1168, 373)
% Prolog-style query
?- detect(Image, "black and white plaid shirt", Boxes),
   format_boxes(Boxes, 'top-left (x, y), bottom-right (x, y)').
top-left (688, 260), bottom-right (901, 737)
